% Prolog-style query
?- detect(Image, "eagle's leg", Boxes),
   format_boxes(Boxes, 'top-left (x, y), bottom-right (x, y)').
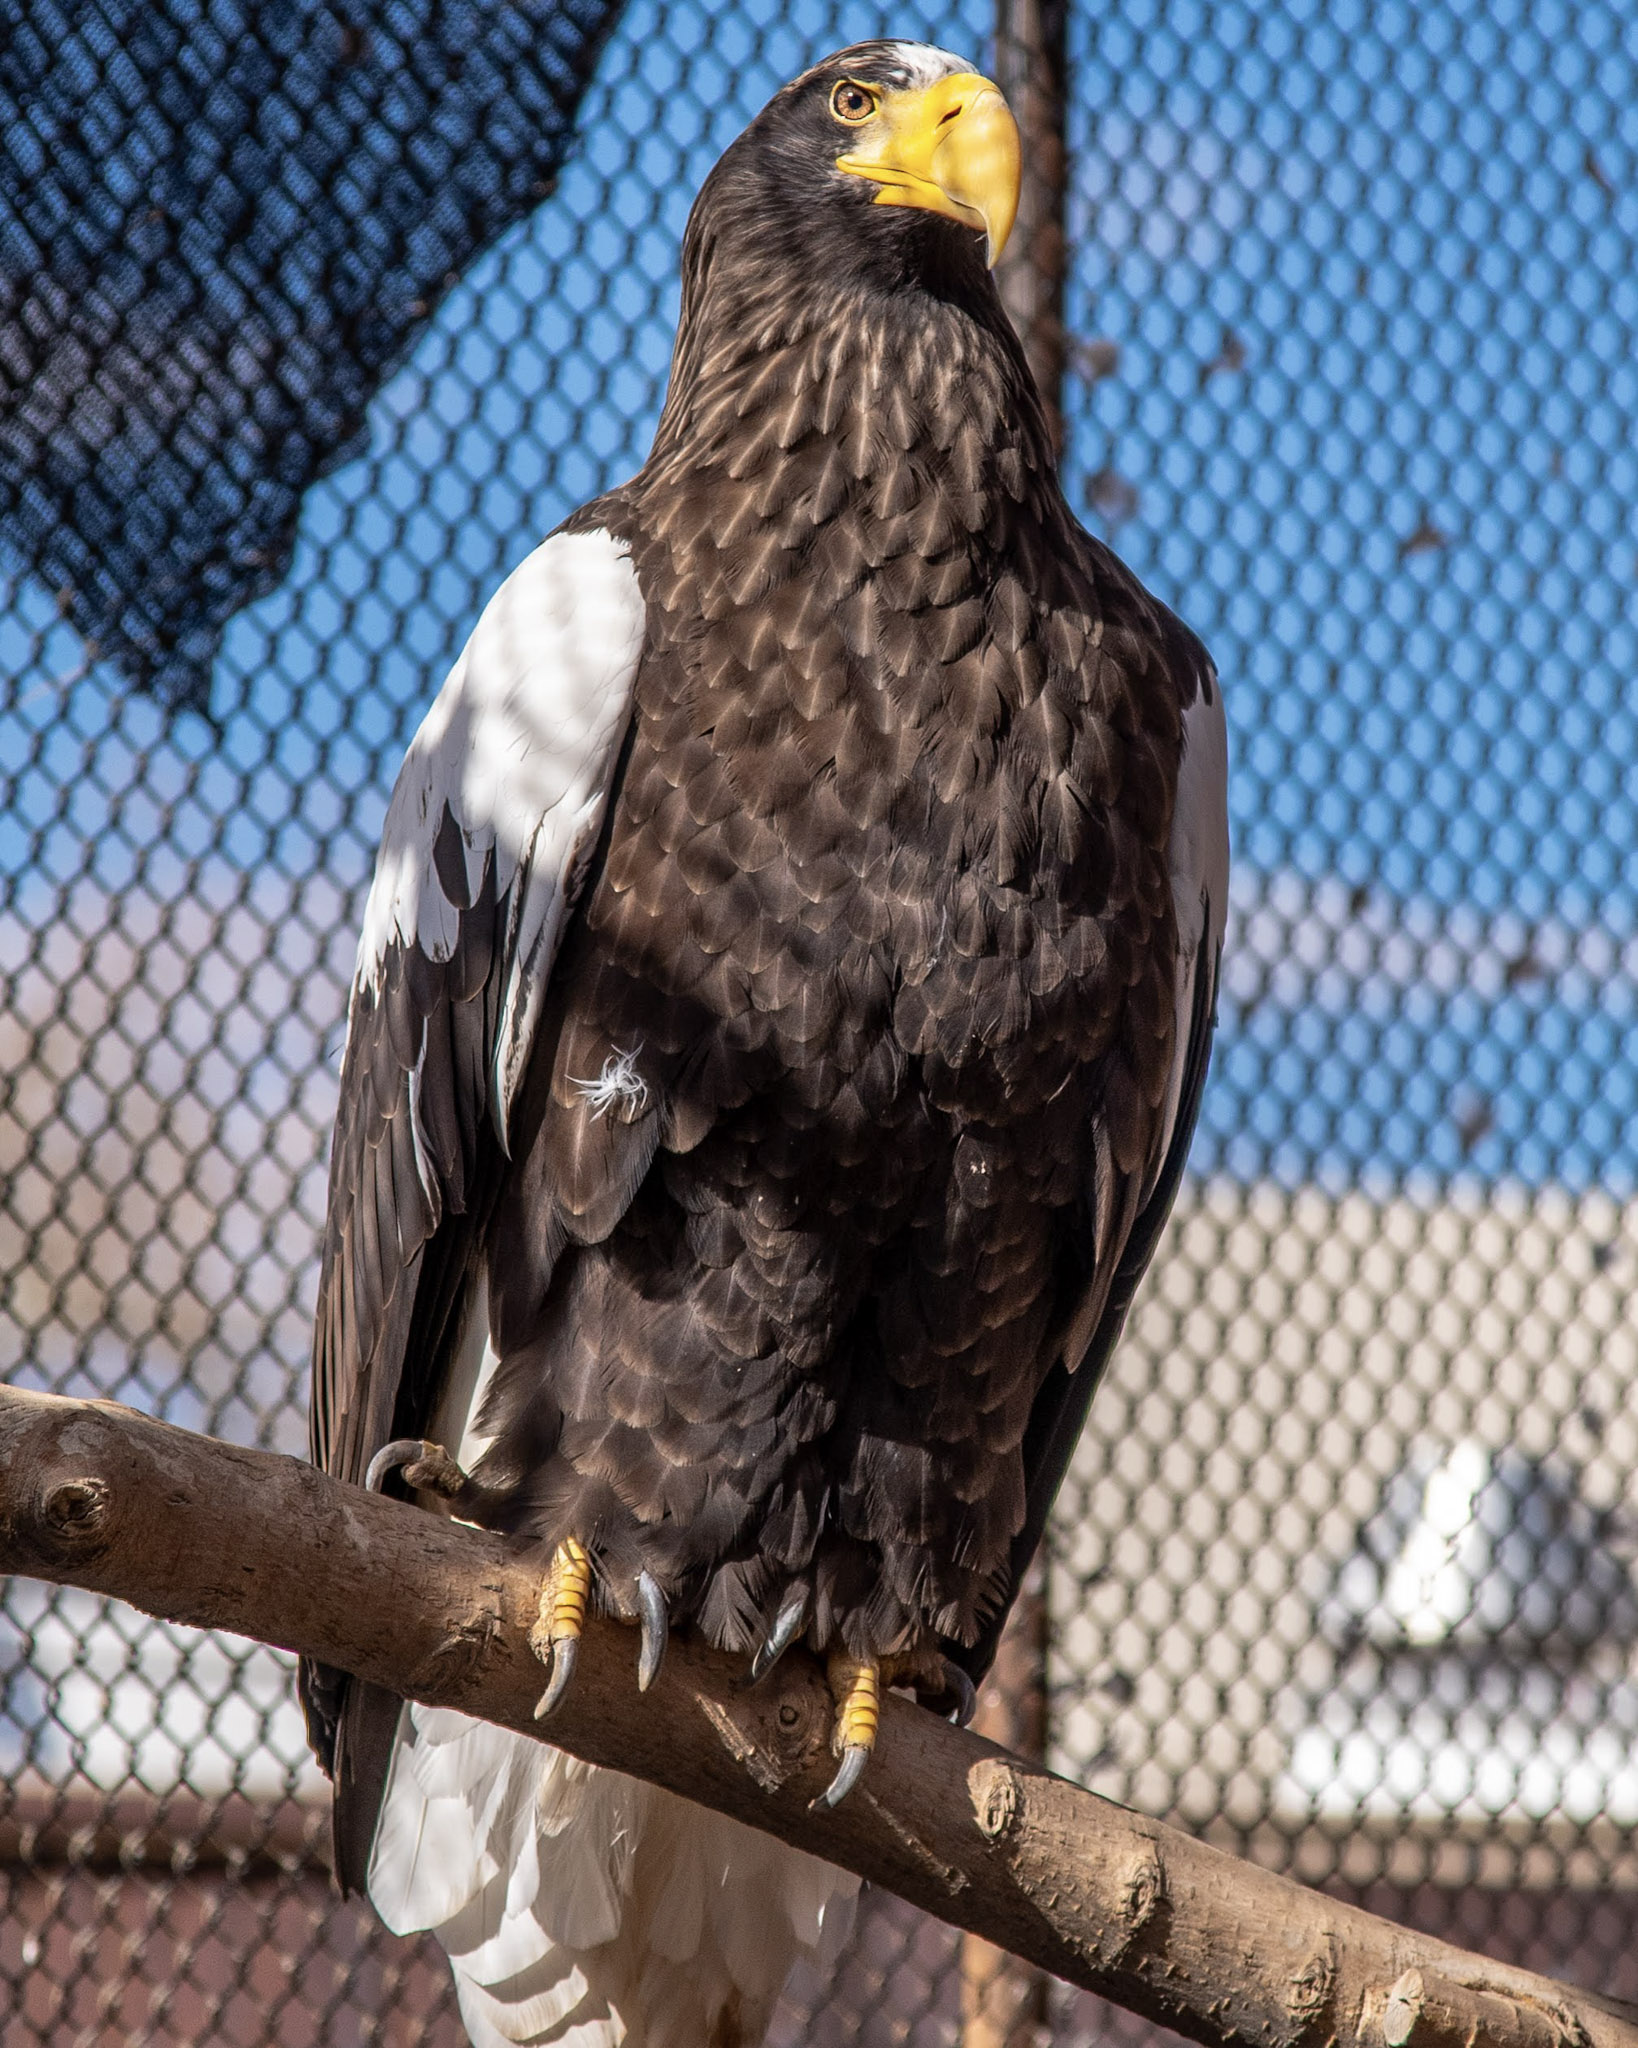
top-left (817, 1643), bottom-right (973, 1806)
top-left (372, 1453), bottom-right (667, 1702)
top-left (529, 1537), bottom-right (592, 1721)
top-left (818, 1651), bottom-right (882, 1809)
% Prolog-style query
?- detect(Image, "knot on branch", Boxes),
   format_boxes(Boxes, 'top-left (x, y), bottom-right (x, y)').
top-left (1289, 1931), bottom-right (1337, 2032)
top-left (1118, 1840), bottom-right (1165, 1942)
top-left (696, 1663), bottom-right (829, 1795)
top-left (38, 1476), bottom-right (112, 1554)
top-left (969, 1757), bottom-right (1020, 1840)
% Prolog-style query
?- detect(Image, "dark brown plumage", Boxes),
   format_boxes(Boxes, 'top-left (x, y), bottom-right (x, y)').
top-left (302, 40), bottom-right (1222, 1906)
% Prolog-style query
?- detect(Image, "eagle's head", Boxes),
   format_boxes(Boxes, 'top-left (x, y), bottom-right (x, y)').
top-left (682, 41), bottom-right (1022, 304)
top-left (645, 41), bottom-right (1041, 483)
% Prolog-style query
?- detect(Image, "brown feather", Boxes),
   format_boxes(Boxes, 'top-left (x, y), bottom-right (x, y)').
top-left (307, 64), bottom-right (1219, 1812)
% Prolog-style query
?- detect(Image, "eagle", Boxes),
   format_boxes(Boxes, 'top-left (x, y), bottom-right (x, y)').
top-left (300, 38), bottom-right (1228, 2048)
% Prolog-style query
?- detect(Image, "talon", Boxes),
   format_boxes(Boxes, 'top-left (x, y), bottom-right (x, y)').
top-left (635, 1570), bottom-right (668, 1693)
top-left (533, 1635), bottom-right (578, 1721)
top-left (529, 1538), bottom-right (592, 1721)
top-left (940, 1659), bottom-right (977, 1728)
top-left (748, 1587), bottom-right (809, 1684)
top-left (820, 1743), bottom-right (870, 1808)
top-left (813, 1652), bottom-right (881, 1809)
top-left (366, 1438), bottom-right (461, 1494)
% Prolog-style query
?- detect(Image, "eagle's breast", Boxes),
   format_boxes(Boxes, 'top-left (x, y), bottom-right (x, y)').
top-left (479, 290), bottom-right (1189, 1655)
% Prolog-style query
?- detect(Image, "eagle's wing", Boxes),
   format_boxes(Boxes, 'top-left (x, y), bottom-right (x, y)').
top-left (301, 526), bottom-right (645, 1780)
top-left (956, 643), bottom-right (1230, 1685)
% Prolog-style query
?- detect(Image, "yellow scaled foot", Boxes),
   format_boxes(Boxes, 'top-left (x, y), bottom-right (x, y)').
top-left (816, 1642), bottom-right (967, 1806)
top-left (818, 1651), bottom-right (883, 1808)
top-left (529, 1538), bottom-right (591, 1721)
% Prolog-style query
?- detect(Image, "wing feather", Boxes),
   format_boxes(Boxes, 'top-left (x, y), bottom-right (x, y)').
top-left (955, 644), bottom-right (1229, 1685)
top-left (300, 528), bottom-right (646, 1804)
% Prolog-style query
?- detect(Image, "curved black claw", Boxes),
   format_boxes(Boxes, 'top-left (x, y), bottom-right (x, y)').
top-left (533, 1635), bottom-right (579, 1722)
top-left (816, 1743), bottom-right (870, 1810)
top-left (636, 1570), bottom-right (668, 1694)
top-left (365, 1438), bottom-right (439, 1493)
top-left (748, 1588), bottom-right (809, 1685)
top-left (939, 1659), bottom-right (978, 1728)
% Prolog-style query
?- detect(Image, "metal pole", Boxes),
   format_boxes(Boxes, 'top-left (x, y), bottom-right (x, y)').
top-left (961, 13), bottom-right (1067, 2041)
top-left (993, 0), bottom-right (1068, 454)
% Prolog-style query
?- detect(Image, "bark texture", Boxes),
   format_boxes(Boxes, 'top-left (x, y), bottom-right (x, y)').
top-left (2, 1382), bottom-right (1634, 2048)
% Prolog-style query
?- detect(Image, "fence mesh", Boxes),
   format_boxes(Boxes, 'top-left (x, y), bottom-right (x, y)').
top-left (4, 0), bottom-right (1638, 2041)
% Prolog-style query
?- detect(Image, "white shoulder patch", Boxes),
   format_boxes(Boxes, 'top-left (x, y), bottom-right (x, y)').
top-left (354, 526), bottom-right (646, 1132)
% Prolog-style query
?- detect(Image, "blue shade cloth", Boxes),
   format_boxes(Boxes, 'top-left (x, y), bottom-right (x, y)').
top-left (0, 0), bottom-right (625, 713)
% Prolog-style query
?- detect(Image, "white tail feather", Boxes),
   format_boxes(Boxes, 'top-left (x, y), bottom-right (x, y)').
top-left (373, 1289), bottom-right (858, 2044)
top-left (455, 1943), bottom-right (620, 2045)
top-left (369, 1703), bottom-right (858, 2046)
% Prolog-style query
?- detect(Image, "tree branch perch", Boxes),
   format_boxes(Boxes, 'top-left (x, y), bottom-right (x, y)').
top-left (1, 1382), bottom-right (1632, 2048)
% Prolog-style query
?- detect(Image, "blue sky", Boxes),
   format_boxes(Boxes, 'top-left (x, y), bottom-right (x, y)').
top-left (1059, 0), bottom-right (1638, 1191)
top-left (3, 0), bottom-right (1636, 1196)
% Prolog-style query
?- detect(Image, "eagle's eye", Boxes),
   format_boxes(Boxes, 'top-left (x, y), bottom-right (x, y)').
top-left (829, 80), bottom-right (877, 123)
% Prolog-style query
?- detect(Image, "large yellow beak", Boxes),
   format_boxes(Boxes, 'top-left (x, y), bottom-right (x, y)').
top-left (835, 73), bottom-right (1021, 268)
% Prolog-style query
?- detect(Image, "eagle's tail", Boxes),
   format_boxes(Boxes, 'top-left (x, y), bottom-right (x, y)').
top-left (367, 1702), bottom-right (858, 2048)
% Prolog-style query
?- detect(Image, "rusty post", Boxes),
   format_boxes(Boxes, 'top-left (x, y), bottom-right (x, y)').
top-left (993, 0), bottom-right (1068, 455)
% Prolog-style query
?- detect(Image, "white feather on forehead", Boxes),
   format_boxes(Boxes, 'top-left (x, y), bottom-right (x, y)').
top-left (882, 42), bottom-right (980, 85)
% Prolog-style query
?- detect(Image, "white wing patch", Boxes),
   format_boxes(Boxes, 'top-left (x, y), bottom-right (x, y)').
top-left (355, 526), bottom-right (646, 1136)
top-left (1152, 665), bottom-right (1230, 1187)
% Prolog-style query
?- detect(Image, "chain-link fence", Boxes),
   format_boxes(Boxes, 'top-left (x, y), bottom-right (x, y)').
top-left (4, 0), bottom-right (1637, 2040)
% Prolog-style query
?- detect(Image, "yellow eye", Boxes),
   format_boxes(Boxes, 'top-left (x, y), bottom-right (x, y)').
top-left (830, 80), bottom-right (877, 123)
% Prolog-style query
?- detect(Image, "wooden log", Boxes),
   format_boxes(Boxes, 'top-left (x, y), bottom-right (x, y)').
top-left (2, 1383), bottom-right (1634, 2048)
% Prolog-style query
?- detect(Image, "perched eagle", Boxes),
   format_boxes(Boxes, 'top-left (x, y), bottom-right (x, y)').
top-left (301, 38), bottom-right (1227, 2048)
